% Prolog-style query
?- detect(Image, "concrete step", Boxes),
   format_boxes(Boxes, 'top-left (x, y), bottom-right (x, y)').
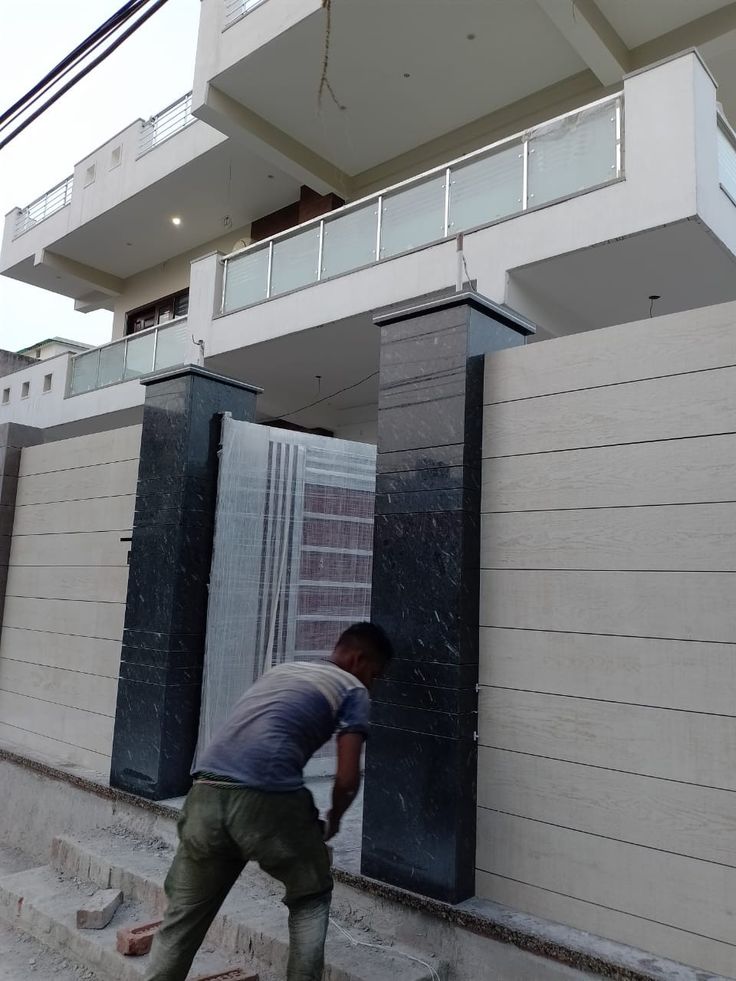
top-left (0, 864), bottom-right (239, 981)
top-left (47, 828), bottom-right (444, 981)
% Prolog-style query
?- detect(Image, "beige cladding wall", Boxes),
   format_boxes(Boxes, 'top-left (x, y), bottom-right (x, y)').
top-left (0, 426), bottom-right (142, 775)
top-left (476, 301), bottom-right (736, 978)
top-left (111, 222), bottom-right (252, 339)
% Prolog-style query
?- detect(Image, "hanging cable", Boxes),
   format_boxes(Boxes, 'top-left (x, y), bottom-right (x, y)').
top-left (262, 371), bottom-right (379, 425)
top-left (0, 0), bottom-right (172, 151)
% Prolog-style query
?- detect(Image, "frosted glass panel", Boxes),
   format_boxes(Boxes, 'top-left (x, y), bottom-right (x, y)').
top-left (70, 351), bottom-right (99, 395)
top-left (718, 127), bottom-right (736, 202)
top-left (224, 247), bottom-right (269, 311)
top-left (322, 204), bottom-right (377, 278)
top-left (155, 320), bottom-right (189, 370)
top-left (124, 332), bottom-right (155, 380)
top-left (271, 226), bottom-right (320, 296)
top-left (97, 343), bottom-right (125, 388)
top-left (380, 176), bottom-right (446, 258)
top-left (528, 102), bottom-right (617, 207)
top-left (449, 143), bottom-right (523, 232)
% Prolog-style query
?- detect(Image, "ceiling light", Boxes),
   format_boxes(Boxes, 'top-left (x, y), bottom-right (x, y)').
top-left (171, 216), bottom-right (182, 226)
top-left (467, 33), bottom-right (476, 40)
top-left (403, 72), bottom-right (411, 78)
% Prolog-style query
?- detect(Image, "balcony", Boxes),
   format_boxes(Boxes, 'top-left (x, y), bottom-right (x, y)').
top-left (224, 0), bottom-right (268, 28)
top-left (139, 92), bottom-right (196, 156)
top-left (221, 95), bottom-right (622, 314)
top-left (14, 175), bottom-right (74, 238)
top-left (68, 318), bottom-right (190, 397)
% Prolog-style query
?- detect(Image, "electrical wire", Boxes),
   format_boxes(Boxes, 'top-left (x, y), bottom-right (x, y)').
top-left (0, 0), bottom-right (172, 151)
top-left (0, 1), bottom-right (152, 136)
top-left (263, 371), bottom-right (379, 424)
top-left (329, 917), bottom-right (442, 981)
top-left (0, 0), bottom-right (144, 127)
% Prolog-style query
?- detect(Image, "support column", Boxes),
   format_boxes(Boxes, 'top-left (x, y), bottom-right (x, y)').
top-left (361, 290), bottom-right (534, 903)
top-left (110, 366), bottom-right (260, 800)
top-left (0, 424), bottom-right (43, 644)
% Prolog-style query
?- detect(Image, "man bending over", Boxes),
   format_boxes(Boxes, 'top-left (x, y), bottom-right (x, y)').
top-left (145, 621), bottom-right (393, 981)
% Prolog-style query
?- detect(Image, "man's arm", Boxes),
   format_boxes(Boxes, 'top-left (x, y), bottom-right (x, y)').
top-left (325, 732), bottom-right (364, 841)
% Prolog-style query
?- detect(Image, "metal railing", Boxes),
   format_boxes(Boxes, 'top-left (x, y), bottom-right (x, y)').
top-left (15, 175), bottom-right (74, 237)
top-left (222, 94), bottom-right (623, 314)
top-left (68, 318), bottom-right (189, 397)
top-left (139, 92), bottom-right (195, 156)
top-left (224, 0), bottom-right (268, 27)
top-left (717, 115), bottom-right (736, 206)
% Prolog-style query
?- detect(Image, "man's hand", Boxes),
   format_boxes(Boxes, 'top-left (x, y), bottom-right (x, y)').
top-left (324, 811), bottom-right (341, 841)
top-left (327, 732), bottom-right (364, 841)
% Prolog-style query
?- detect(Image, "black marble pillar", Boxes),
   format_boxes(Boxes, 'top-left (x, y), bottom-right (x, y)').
top-left (0, 424), bottom-right (43, 645)
top-left (361, 290), bottom-right (534, 904)
top-left (110, 366), bottom-right (260, 801)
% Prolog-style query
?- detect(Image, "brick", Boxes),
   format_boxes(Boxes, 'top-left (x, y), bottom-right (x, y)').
top-left (191, 971), bottom-right (258, 981)
top-left (77, 888), bottom-right (123, 929)
top-left (116, 919), bottom-right (162, 956)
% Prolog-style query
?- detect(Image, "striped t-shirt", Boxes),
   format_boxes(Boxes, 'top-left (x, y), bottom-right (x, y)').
top-left (194, 660), bottom-right (370, 791)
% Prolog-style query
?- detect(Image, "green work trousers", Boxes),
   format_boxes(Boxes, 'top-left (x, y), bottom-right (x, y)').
top-left (144, 782), bottom-right (333, 981)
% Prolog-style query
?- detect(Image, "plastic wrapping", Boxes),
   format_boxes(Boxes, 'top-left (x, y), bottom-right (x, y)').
top-left (196, 416), bottom-right (376, 762)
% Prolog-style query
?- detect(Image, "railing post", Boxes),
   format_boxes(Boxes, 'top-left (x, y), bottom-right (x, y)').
top-left (317, 219), bottom-right (325, 281)
top-left (375, 195), bottom-right (383, 261)
top-left (615, 99), bottom-right (622, 178)
top-left (266, 241), bottom-right (274, 298)
top-left (443, 167), bottom-right (451, 237)
top-left (522, 138), bottom-right (529, 210)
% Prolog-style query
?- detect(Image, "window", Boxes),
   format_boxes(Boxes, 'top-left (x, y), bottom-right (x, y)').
top-left (84, 164), bottom-right (96, 187)
top-left (21, 381), bottom-right (30, 399)
top-left (1, 388), bottom-right (9, 405)
top-left (110, 146), bottom-right (122, 170)
top-left (43, 373), bottom-right (52, 393)
top-left (125, 288), bottom-right (189, 336)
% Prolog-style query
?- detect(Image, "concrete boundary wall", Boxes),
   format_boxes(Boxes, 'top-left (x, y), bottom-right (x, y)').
top-left (477, 302), bottom-right (736, 978)
top-left (0, 426), bottom-right (141, 774)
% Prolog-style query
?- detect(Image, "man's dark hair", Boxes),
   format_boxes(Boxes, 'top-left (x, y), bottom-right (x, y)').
top-left (336, 622), bottom-right (394, 664)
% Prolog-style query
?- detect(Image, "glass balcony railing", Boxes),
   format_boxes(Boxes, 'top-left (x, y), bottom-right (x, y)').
top-left (222, 94), bottom-right (623, 314)
top-left (68, 318), bottom-right (189, 397)
top-left (717, 117), bottom-right (736, 205)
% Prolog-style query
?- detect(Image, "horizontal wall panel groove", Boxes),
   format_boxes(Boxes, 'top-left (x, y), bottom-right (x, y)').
top-left (476, 810), bottom-right (736, 945)
top-left (478, 747), bottom-right (736, 868)
top-left (11, 497), bottom-right (135, 536)
top-left (4, 566), bottom-right (129, 604)
top-left (479, 569), bottom-right (736, 643)
top-left (0, 722), bottom-right (110, 774)
top-left (19, 426), bottom-right (141, 477)
top-left (484, 305), bottom-right (736, 403)
top-left (483, 366), bottom-right (736, 456)
top-left (0, 657), bottom-right (117, 715)
top-left (481, 504), bottom-right (736, 571)
top-left (0, 690), bottom-right (113, 755)
top-left (481, 433), bottom-right (736, 511)
top-left (2, 597), bottom-right (126, 641)
top-left (479, 628), bottom-right (736, 715)
top-left (15, 460), bottom-right (140, 506)
top-left (478, 688), bottom-right (736, 790)
top-left (0, 628), bottom-right (120, 677)
top-left (8, 531), bottom-right (131, 568)
top-left (475, 872), bottom-right (736, 978)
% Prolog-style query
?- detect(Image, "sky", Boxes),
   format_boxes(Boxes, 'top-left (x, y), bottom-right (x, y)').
top-left (0, 0), bottom-right (201, 352)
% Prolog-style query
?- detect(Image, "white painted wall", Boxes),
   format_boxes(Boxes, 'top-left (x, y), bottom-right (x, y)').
top-left (0, 354), bottom-right (146, 430)
top-left (476, 300), bottom-right (736, 977)
top-left (0, 426), bottom-right (141, 776)
top-left (111, 221), bottom-right (251, 339)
